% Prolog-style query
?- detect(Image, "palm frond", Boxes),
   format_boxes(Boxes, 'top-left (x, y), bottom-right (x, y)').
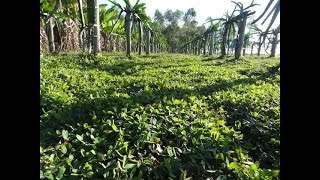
top-left (123, 0), bottom-right (132, 9)
top-left (108, 0), bottom-right (124, 11)
top-left (231, 1), bottom-right (243, 11)
top-left (204, 18), bottom-right (227, 24)
top-left (261, 0), bottom-right (279, 25)
top-left (251, 0), bottom-right (275, 24)
top-left (99, 4), bottom-right (108, 10)
top-left (133, 0), bottom-right (141, 9)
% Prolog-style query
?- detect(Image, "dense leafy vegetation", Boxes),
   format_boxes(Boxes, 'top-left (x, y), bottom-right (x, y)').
top-left (40, 53), bottom-right (279, 179)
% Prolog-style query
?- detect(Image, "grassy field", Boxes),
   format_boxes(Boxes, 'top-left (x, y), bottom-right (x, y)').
top-left (40, 53), bottom-right (280, 179)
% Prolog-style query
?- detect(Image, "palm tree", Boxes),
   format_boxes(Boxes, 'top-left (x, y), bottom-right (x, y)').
top-left (230, 0), bottom-right (259, 59)
top-left (250, 24), bottom-right (274, 56)
top-left (137, 19), bottom-right (143, 55)
top-left (243, 32), bottom-right (252, 55)
top-left (205, 8), bottom-right (239, 58)
top-left (145, 26), bottom-right (151, 54)
top-left (108, 0), bottom-right (148, 57)
top-left (251, 0), bottom-right (280, 50)
top-left (270, 25), bottom-right (280, 57)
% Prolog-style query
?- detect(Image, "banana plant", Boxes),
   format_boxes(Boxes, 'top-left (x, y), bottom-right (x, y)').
top-left (41, 0), bottom-right (84, 52)
top-left (99, 4), bottom-right (125, 52)
top-left (108, 0), bottom-right (149, 57)
top-left (41, 0), bottom-right (62, 52)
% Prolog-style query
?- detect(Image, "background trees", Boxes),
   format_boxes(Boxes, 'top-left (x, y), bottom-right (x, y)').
top-left (40, 0), bottom-right (279, 57)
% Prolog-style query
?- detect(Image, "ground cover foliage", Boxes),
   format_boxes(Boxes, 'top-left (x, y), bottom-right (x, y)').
top-left (40, 53), bottom-right (280, 179)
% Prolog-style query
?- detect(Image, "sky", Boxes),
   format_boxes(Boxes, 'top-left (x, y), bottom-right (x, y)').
top-left (99, 0), bottom-right (279, 30)
top-left (99, 0), bottom-right (280, 54)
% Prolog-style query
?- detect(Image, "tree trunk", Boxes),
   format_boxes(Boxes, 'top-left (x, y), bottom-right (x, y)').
top-left (117, 35), bottom-right (120, 51)
top-left (227, 27), bottom-right (232, 55)
top-left (125, 12), bottom-right (131, 56)
top-left (214, 34), bottom-right (217, 54)
top-left (93, 0), bottom-right (100, 54)
top-left (197, 40), bottom-right (201, 55)
top-left (109, 35), bottom-right (115, 51)
top-left (243, 37), bottom-right (248, 56)
top-left (203, 35), bottom-right (208, 55)
top-left (47, 17), bottom-right (55, 52)
top-left (209, 31), bottom-right (214, 55)
top-left (235, 12), bottom-right (248, 59)
top-left (153, 34), bottom-right (157, 54)
top-left (45, 0), bottom-right (62, 53)
top-left (257, 35), bottom-right (262, 56)
top-left (251, 43), bottom-right (254, 55)
top-left (192, 43), bottom-right (195, 54)
top-left (138, 21), bottom-right (143, 55)
top-left (151, 33), bottom-right (155, 53)
top-left (194, 42), bottom-right (197, 55)
top-left (270, 32), bottom-right (278, 57)
top-left (77, 0), bottom-right (86, 52)
top-left (87, 0), bottom-right (100, 54)
top-left (146, 28), bottom-right (150, 54)
top-left (221, 23), bottom-right (228, 57)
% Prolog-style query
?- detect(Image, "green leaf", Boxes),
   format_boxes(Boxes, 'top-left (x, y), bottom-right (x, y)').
top-left (219, 153), bottom-right (224, 160)
top-left (40, 170), bottom-right (44, 178)
top-left (173, 99), bottom-right (181, 105)
top-left (229, 162), bottom-right (238, 170)
top-left (130, 167), bottom-right (137, 179)
top-left (179, 170), bottom-right (187, 180)
top-left (80, 149), bottom-right (85, 157)
top-left (60, 144), bottom-right (67, 154)
top-left (271, 169), bottom-right (280, 176)
top-left (123, 0), bottom-right (132, 8)
top-left (108, 0), bottom-right (124, 10)
top-left (44, 170), bottom-right (54, 180)
top-left (99, 4), bottom-right (108, 9)
top-left (156, 144), bottom-right (163, 153)
top-left (84, 162), bottom-right (92, 171)
top-left (56, 166), bottom-right (66, 179)
top-left (111, 122), bottom-right (119, 132)
top-left (76, 134), bottom-right (83, 141)
top-left (124, 163), bottom-right (136, 169)
top-left (83, 123), bottom-right (89, 129)
top-left (226, 157), bottom-right (229, 167)
top-left (217, 175), bottom-right (227, 180)
top-left (90, 149), bottom-right (96, 155)
top-left (62, 130), bottom-right (69, 140)
top-left (250, 163), bottom-right (258, 171)
top-left (65, 159), bottom-right (72, 167)
top-left (167, 146), bottom-right (173, 157)
top-left (181, 130), bottom-right (186, 136)
top-left (173, 117), bottom-right (183, 123)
